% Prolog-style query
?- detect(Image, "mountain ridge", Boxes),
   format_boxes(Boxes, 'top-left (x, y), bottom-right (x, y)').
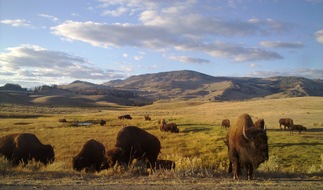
top-left (1, 70), bottom-right (323, 106)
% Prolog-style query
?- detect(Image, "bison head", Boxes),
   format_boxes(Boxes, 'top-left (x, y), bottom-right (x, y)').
top-left (106, 147), bottom-right (123, 167)
top-left (73, 155), bottom-right (87, 171)
top-left (242, 126), bottom-right (269, 168)
top-left (40, 145), bottom-right (55, 165)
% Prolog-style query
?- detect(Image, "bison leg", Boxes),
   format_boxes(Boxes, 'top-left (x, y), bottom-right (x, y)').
top-left (246, 164), bottom-right (254, 180)
top-left (228, 161), bottom-right (233, 173)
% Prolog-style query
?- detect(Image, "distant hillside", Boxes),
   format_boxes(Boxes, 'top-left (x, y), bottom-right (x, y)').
top-left (104, 70), bottom-right (323, 101)
top-left (1, 70), bottom-right (323, 106)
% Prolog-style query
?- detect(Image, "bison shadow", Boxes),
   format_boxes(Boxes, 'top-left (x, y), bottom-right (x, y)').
top-left (180, 124), bottom-right (212, 133)
top-left (307, 128), bottom-right (323, 132)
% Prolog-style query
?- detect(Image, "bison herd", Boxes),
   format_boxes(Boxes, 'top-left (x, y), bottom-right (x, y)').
top-left (0, 113), bottom-right (308, 180)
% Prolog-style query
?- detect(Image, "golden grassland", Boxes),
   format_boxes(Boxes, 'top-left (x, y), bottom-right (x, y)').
top-left (0, 97), bottom-right (322, 186)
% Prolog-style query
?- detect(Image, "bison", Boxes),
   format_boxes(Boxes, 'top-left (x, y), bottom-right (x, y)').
top-left (289, 124), bottom-right (307, 134)
top-left (221, 119), bottom-right (230, 129)
top-left (279, 118), bottom-right (294, 130)
top-left (254, 119), bottom-right (265, 130)
top-left (106, 126), bottom-right (161, 169)
top-left (148, 159), bottom-right (176, 170)
top-left (226, 113), bottom-right (269, 180)
top-left (0, 133), bottom-right (55, 166)
top-left (144, 115), bottom-right (151, 121)
top-left (118, 114), bottom-right (132, 120)
top-left (100, 120), bottom-right (106, 126)
top-left (58, 118), bottom-right (67, 122)
top-left (160, 119), bottom-right (179, 133)
top-left (72, 139), bottom-right (108, 172)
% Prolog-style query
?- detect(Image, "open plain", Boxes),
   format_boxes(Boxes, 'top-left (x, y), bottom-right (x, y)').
top-left (0, 97), bottom-right (323, 189)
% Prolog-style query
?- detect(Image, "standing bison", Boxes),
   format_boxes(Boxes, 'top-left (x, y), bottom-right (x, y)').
top-left (0, 133), bottom-right (55, 166)
top-left (226, 114), bottom-right (269, 180)
top-left (254, 119), bottom-right (265, 130)
top-left (279, 118), bottom-right (294, 130)
top-left (73, 139), bottom-right (108, 172)
top-left (221, 119), bottom-right (230, 129)
top-left (106, 126), bottom-right (161, 169)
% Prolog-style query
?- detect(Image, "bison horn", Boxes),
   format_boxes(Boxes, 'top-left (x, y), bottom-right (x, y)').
top-left (243, 125), bottom-right (250, 140)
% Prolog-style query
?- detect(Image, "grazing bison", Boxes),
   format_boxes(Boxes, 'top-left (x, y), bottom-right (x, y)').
top-left (289, 124), bottom-right (307, 134)
top-left (226, 114), bottom-right (269, 180)
top-left (58, 118), bottom-right (67, 122)
top-left (221, 119), bottom-right (230, 129)
top-left (160, 119), bottom-right (179, 133)
top-left (279, 118), bottom-right (294, 130)
top-left (0, 133), bottom-right (55, 166)
top-left (144, 115), bottom-right (151, 121)
top-left (254, 119), bottom-right (265, 130)
top-left (118, 114), bottom-right (132, 120)
top-left (73, 139), bottom-right (108, 172)
top-left (106, 126), bottom-right (161, 169)
top-left (100, 120), bottom-right (106, 126)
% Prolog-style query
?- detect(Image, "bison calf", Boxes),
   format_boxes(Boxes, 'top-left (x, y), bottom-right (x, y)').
top-left (289, 124), bottom-right (307, 134)
top-left (0, 133), bottom-right (55, 166)
top-left (73, 139), bottom-right (108, 172)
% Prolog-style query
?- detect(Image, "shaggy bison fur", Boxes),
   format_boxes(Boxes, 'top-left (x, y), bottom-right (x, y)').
top-left (226, 114), bottom-right (269, 180)
top-left (73, 139), bottom-right (108, 172)
top-left (106, 126), bottom-right (161, 169)
top-left (0, 133), bottom-right (55, 166)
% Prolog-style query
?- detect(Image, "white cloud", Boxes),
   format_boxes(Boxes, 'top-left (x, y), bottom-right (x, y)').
top-left (133, 55), bottom-right (143, 61)
top-left (51, 20), bottom-right (283, 62)
top-left (102, 7), bottom-right (128, 17)
top-left (260, 41), bottom-right (304, 48)
top-left (314, 30), bottom-right (323, 43)
top-left (169, 55), bottom-right (210, 64)
top-left (38, 14), bottom-right (59, 22)
top-left (0, 44), bottom-right (127, 85)
top-left (0, 19), bottom-right (31, 27)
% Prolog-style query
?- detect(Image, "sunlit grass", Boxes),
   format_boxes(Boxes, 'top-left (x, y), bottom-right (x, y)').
top-left (0, 97), bottom-right (323, 178)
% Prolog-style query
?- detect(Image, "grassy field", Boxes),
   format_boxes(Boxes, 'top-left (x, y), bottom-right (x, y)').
top-left (0, 97), bottom-right (322, 189)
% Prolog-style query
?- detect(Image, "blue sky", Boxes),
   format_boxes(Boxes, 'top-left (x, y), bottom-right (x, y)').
top-left (0, 0), bottom-right (322, 88)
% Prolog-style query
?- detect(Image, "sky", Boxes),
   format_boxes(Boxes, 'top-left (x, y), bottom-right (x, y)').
top-left (0, 0), bottom-right (323, 88)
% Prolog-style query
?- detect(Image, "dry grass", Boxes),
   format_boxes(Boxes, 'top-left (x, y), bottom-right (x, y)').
top-left (0, 97), bottom-right (322, 185)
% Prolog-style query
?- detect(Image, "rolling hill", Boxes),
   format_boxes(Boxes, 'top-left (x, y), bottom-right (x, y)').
top-left (1, 70), bottom-right (323, 106)
top-left (103, 70), bottom-right (323, 101)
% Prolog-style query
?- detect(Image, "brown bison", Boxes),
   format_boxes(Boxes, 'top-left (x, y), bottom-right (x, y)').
top-left (73, 139), bottom-right (108, 172)
top-left (144, 115), bottom-right (151, 121)
top-left (221, 119), bottom-right (230, 129)
top-left (0, 133), bottom-right (55, 166)
top-left (254, 119), bottom-right (265, 130)
top-left (106, 126), bottom-right (161, 169)
top-left (149, 159), bottom-right (176, 170)
top-left (160, 119), bottom-right (179, 133)
top-left (279, 118), bottom-right (294, 130)
top-left (58, 118), bottom-right (67, 122)
top-left (226, 114), bottom-right (269, 180)
top-left (100, 120), bottom-right (106, 126)
top-left (118, 114), bottom-right (132, 120)
top-left (289, 124), bottom-right (307, 134)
